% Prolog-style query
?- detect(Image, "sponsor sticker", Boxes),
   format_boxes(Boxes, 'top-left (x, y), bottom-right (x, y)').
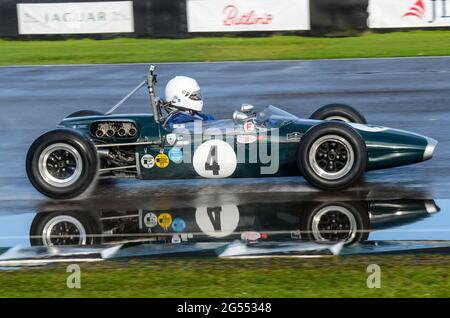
top-left (172, 217), bottom-right (187, 233)
top-left (173, 124), bottom-right (185, 129)
top-left (168, 147), bottom-right (183, 164)
top-left (237, 135), bottom-right (257, 144)
top-left (241, 231), bottom-right (261, 241)
top-left (166, 133), bottom-right (177, 146)
top-left (291, 230), bottom-right (301, 240)
top-left (141, 154), bottom-right (155, 169)
top-left (158, 213), bottom-right (173, 229)
top-left (286, 132), bottom-right (302, 142)
top-left (243, 121), bottom-right (255, 132)
top-left (143, 212), bottom-right (158, 228)
top-left (171, 234), bottom-right (181, 244)
top-left (155, 153), bottom-right (170, 168)
top-left (176, 140), bottom-right (190, 146)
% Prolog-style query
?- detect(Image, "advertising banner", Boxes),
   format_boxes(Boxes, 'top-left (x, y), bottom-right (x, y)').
top-left (368, 0), bottom-right (450, 28)
top-left (187, 0), bottom-right (310, 32)
top-left (17, 1), bottom-right (134, 35)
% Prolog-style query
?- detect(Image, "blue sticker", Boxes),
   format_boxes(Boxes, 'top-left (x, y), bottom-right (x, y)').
top-left (168, 147), bottom-right (183, 164)
top-left (171, 217), bottom-right (186, 233)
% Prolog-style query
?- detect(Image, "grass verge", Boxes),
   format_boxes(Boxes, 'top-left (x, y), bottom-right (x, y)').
top-left (1, 31), bottom-right (450, 65)
top-left (0, 255), bottom-right (449, 297)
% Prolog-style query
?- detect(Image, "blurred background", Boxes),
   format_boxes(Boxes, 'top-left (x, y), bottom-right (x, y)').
top-left (1, 0), bottom-right (450, 298)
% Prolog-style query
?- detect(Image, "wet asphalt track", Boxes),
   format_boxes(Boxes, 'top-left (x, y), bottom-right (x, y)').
top-left (0, 57), bottom-right (449, 213)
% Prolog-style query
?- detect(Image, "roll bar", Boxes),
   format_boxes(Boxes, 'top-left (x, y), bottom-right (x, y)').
top-left (106, 65), bottom-right (162, 123)
top-left (147, 65), bottom-right (161, 123)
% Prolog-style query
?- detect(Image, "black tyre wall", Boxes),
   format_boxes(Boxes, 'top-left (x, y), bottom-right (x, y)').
top-left (310, 104), bottom-right (367, 124)
top-left (300, 201), bottom-right (370, 244)
top-left (30, 211), bottom-right (102, 246)
top-left (297, 122), bottom-right (367, 191)
top-left (26, 129), bottom-right (98, 199)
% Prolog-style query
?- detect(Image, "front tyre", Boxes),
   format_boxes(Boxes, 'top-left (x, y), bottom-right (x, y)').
top-left (301, 202), bottom-right (369, 245)
top-left (26, 129), bottom-right (98, 200)
top-left (297, 122), bottom-right (367, 191)
top-left (310, 104), bottom-right (367, 124)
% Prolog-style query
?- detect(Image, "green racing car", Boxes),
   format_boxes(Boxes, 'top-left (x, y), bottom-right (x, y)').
top-left (26, 65), bottom-right (438, 199)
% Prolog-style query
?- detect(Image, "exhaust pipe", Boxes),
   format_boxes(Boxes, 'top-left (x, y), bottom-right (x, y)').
top-left (117, 128), bottom-right (127, 137)
top-left (95, 129), bottom-right (105, 137)
top-left (106, 128), bottom-right (115, 137)
top-left (128, 127), bottom-right (137, 137)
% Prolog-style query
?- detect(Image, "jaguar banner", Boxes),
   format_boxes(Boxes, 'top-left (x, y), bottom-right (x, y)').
top-left (187, 0), bottom-right (310, 32)
top-left (368, 0), bottom-right (450, 28)
top-left (17, 1), bottom-right (134, 35)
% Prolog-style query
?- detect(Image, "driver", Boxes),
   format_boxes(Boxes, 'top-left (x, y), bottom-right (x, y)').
top-left (164, 76), bottom-right (214, 128)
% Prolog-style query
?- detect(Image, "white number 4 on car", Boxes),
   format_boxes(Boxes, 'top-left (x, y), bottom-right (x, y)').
top-left (193, 140), bottom-right (237, 178)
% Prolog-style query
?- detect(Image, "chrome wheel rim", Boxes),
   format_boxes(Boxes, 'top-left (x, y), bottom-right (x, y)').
top-left (42, 215), bottom-right (87, 246)
top-left (308, 135), bottom-right (354, 180)
top-left (311, 205), bottom-right (357, 243)
top-left (38, 143), bottom-right (83, 188)
top-left (324, 115), bottom-right (350, 123)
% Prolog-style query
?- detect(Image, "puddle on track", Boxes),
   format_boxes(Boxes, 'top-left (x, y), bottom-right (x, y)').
top-left (0, 192), bottom-right (449, 266)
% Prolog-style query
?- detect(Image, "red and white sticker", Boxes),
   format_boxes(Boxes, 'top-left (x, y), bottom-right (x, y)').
top-left (166, 133), bottom-right (177, 146)
top-left (241, 231), bottom-right (261, 241)
top-left (243, 121), bottom-right (255, 132)
top-left (237, 135), bottom-right (257, 144)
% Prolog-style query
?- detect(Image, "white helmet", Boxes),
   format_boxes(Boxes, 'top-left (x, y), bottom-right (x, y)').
top-left (165, 76), bottom-right (203, 112)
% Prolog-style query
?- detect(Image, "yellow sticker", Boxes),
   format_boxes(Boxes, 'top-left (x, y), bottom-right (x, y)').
top-left (155, 153), bottom-right (170, 168)
top-left (158, 213), bottom-right (172, 229)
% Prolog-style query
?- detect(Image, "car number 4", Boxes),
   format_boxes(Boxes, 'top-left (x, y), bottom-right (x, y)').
top-left (205, 145), bottom-right (220, 175)
top-left (193, 140), bottom-right (237, 178)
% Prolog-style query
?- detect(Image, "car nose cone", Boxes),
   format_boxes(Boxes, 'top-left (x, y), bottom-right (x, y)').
top-left (423, 137), bottom-right (438, 161)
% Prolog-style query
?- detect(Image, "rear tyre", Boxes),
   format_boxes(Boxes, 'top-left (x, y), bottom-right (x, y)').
top-left (301, 202), bottom-right (369, 245)
top-left (310, 104), bottom-right (367, 124)
top-left (26, 129), bottom-right (98, 200)
top-left (30, 211), bottom-right (101, 246)
top-left (297, 122), bottom-right (367, 191)
top-left (65, 110), bottom-right (103, 118)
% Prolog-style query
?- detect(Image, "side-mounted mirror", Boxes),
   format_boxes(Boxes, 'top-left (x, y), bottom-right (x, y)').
top-left (233, 111), bottom-right (249, 123)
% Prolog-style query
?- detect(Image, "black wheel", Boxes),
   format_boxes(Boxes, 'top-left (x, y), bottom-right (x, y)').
top-left (297, 122), bottom-right (367, 191)
top-left (300, 202), bottom-right (369, 245)
top-left (26, 129), bottom-right (98, 199)
top-left (30, 211), bottom-right (101, 246)
top-left (310, 104), bottom-right (367, 124)
top-left (65, 110), bottom-right (103, 118)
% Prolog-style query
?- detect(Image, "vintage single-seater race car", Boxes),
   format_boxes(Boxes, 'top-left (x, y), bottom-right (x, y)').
top-left (26, 65), bottom-right (438, 199)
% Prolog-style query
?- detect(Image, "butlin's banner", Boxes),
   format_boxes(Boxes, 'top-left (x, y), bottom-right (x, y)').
top-left (187, 0), bottom-right (310, 32)
top-left (17, 1), bottom-right (134, 35)
top-left (368, 0), bottom-right (450, 28)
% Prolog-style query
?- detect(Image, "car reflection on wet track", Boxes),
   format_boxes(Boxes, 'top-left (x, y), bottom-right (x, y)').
top-left (28, 197), bottom-right (439, 247)
top-left (0, 195), bottom-right (448, 265)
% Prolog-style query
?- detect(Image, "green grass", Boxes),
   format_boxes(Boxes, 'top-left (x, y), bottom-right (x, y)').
top-left (1, 31), bottom-right (450, 65)
top-left (1, 255), bottom-right (449, 297)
